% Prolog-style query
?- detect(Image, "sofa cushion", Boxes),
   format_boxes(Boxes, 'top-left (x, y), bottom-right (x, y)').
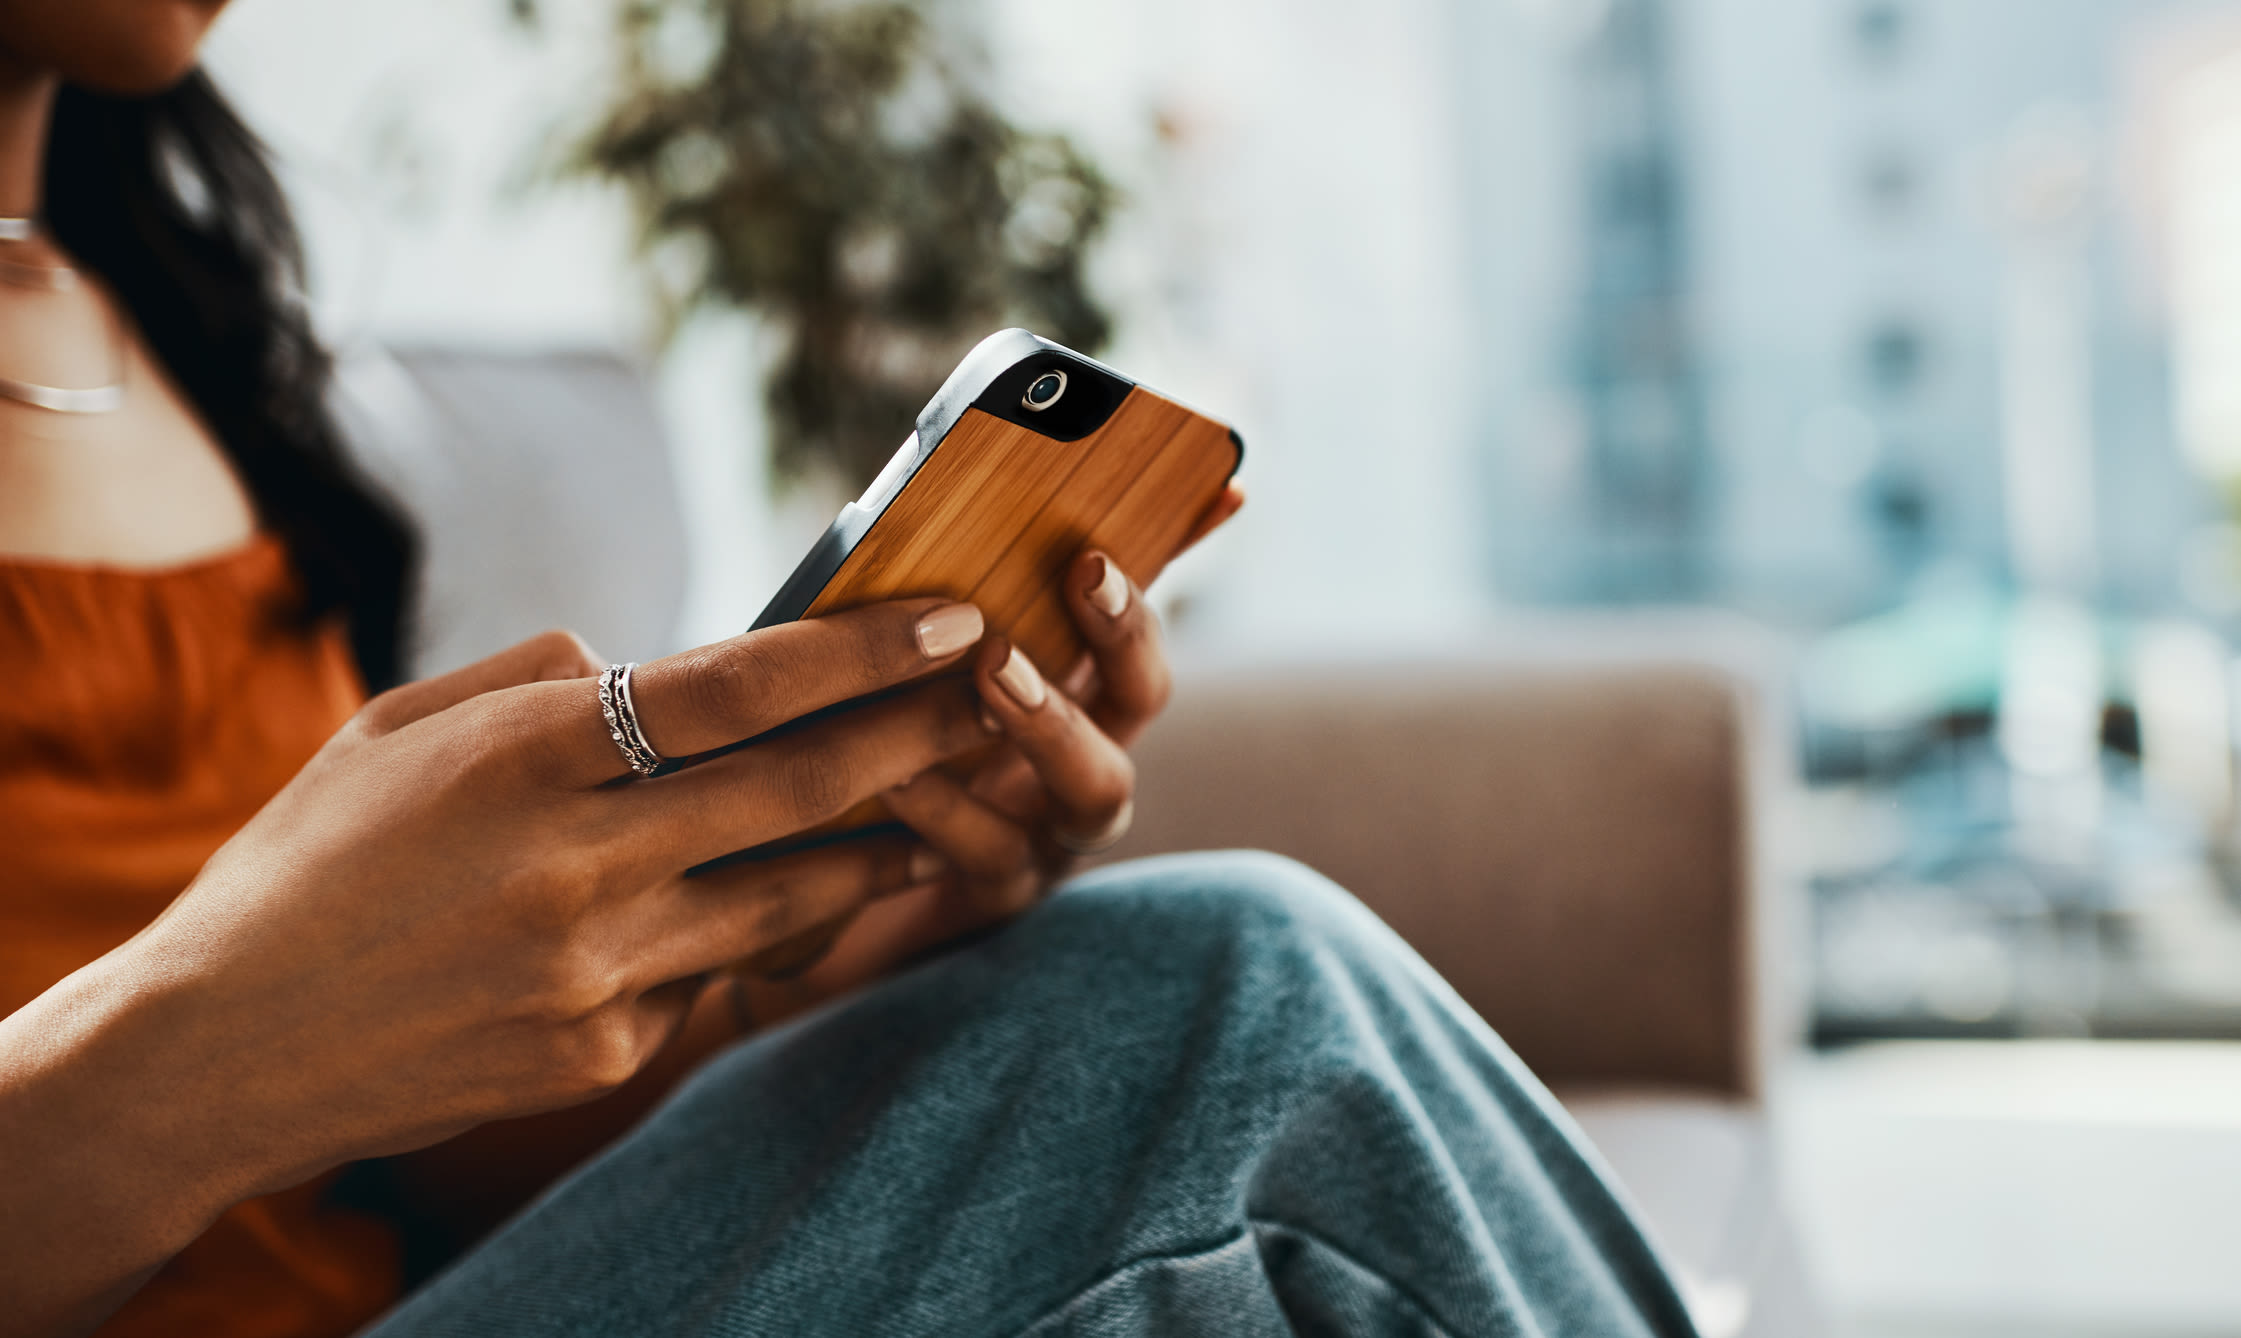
top-left (1109, 659), bottom-right (1760, 1098)
top-left (333, 346), bottom-right (690, 678)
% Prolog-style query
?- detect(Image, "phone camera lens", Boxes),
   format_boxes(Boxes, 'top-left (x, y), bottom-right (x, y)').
top-left (1021, 369), bottom-right (1068, 412)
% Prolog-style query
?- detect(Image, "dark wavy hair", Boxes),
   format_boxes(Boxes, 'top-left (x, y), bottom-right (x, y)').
top-left (42, 70), bottom-right (416, 691)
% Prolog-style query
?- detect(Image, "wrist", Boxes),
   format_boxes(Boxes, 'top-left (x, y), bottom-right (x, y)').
top-left (0, 939), bottom-right (283, 1268)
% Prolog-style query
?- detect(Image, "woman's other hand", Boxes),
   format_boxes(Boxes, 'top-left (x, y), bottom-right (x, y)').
top-left (890, 546), bottom-right (1172, 907)
top-left (0, 598), bottom-right (993, 1325)
top-left (741, 484), bottom-right (1245, 1018)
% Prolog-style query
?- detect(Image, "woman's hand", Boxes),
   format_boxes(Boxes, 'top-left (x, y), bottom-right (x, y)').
top-left (739, 484), bottom-right (1245, 1017)
top-left (888, 546), bottom-right (1172, 908)
top-left (0, 599), bottom-right (993, 1335)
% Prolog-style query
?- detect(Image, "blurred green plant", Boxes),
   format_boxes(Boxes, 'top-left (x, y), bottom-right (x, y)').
top-left (554, 0), bottom-right (1116, 489)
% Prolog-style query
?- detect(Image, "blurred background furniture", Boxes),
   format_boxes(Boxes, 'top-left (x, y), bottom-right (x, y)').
top-left (338, 348), bottom-right (1819, 1338)
top-left (1110, 653), bottom-right (1818, 1338)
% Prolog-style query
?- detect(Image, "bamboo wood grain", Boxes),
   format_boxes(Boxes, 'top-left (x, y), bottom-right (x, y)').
top-left (806, 386), bottom-right (1238, 675)
top-left (783, 386), bottom-right (1239, 846)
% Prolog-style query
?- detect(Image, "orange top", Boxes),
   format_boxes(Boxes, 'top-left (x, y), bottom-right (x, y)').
top-left (0, 535), bottom-right (402, 1338)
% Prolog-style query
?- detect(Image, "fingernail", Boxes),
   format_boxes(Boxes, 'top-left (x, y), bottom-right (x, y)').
top-left (1087, 555), bottom-right (1129, 619)
top-left (909, 847), bottom-right (950, 884)
top-left (915, 603), bottom-right (984, 660)
top-left (994, 644), bottom-right (1048, 710)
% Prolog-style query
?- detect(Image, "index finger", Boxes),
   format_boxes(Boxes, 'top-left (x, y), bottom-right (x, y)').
top-left (563, 599), bottom-right (986, 781)
top-left (357, 628), bottom-right (603, 738)
top-left (1175, 481), bottom-right (1245, 556)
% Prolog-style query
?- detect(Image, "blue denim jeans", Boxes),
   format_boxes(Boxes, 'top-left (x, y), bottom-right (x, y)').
top-left (365, 852), bottom-right (1698, 1337)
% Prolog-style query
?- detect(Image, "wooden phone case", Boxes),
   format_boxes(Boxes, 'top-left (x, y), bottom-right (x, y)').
top-left (749, 328), bottom-right (1242, 841)
top-left (801, 394), bottom-right (1236, 672)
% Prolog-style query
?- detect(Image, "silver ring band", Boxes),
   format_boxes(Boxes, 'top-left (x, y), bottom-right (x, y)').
top-left (1051, 798), bottom-right (1133, 857)
top-left (596, 663), bottom-right (666, 777)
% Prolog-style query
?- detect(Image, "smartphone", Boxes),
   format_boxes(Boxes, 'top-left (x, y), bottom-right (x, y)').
top-left (754, 327), bottom-right (1243, 687)
top-left (724, 330), bottom-right (1238, 975)
top-left (738, 329), bottom-right (1240, 851)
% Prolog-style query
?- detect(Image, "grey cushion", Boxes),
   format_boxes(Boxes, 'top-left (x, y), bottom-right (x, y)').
top-left (332, 345), bottom-right (690, 679)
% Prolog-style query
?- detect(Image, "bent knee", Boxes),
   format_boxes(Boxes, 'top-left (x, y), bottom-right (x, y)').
top-left (1053, 849), bottom-right (1393, 973)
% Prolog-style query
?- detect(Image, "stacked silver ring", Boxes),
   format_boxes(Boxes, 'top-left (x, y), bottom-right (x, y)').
top-left (596, 663), bottom-right (666, 777)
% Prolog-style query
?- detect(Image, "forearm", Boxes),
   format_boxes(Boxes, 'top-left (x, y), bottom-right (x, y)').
top-left (0, 947), bottom-right (272, 1338)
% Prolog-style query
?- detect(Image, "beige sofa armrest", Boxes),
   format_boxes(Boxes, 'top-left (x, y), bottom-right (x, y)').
top-left (1107, 659), bottom-right (1766, 1101)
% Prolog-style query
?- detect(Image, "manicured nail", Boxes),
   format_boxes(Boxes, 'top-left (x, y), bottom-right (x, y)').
top-left (1087, 555), bottom-right (1129, 619)
top-left (908, 847), bottom-right (950, 884)
top-left (915, 603), bottom-right (983, 660)
top-left (994, 644), bottom-right (1048, 710)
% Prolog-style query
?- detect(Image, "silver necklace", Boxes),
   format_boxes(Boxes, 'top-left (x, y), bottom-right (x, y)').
top-left (0, 366), bottom-right (123, 414)
top-left (0, 214), bottom-right (125, 414)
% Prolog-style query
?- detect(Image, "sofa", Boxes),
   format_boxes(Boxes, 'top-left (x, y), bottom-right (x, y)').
top-left (336, 346), bottom-right (1822, 1338)
top-left (1109, 648), bottom-right (1820, 1337)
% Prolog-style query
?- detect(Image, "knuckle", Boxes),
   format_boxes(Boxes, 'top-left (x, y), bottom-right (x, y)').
top-left (524, 696), bottom-right (616, 784)
top-left (935, 686), bottom-right (992, 753)
top-left (873, 842), bottom-right (920, 887)
top-left (743, 881), bottom-right (799, 946)
top-left (353, 688), bottom-right (403, 731)
top-left (552, 1010), bottom-right (643, 1096)
top-left (841, 612), bottom-right (900, 683)
top-left (1085, 754), bottom-right (1137, 817)
top-left (829, 600), bottom-right (926, 671)
top-left (495, 885), bottom-right (575, 953)
top-left (684, 637), bottom-right (788, 738)
top-left (458, 703), bottom-right (544, 788)
top-left (495, 851), bottom-right (605, 942)
top-left (1040, 690), bottom-right (1095, 742)
top-left (914, 775), bottom-right (963, 824)
top-left (560, 793), bottom-right (637, 859)
top-left (1003, 868), bottom-right (1046, 909)
top-left (525, 936), bottom-right (627, 1025)
top-left (674, 649), bottom-right (742, 734)
top-left (1139, 661), bottom-right (1173, 716)
top-left (985, 826), bottom-right (1035, 875)
top-left (778, 745), bottom-right (859, 820)
top-left (346, 678), bottom-right (434, 742)
top-left (332, 704), bottom-right (389, 749)
top-left (533, 628), bottom-right (603, 679)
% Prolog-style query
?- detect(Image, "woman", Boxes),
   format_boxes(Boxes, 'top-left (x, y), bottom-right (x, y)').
top-left (0, 5), bottom-right (1701, 1338)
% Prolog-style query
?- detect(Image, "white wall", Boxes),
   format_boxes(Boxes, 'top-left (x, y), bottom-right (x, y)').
top-left (985, 0), bottom-right (1491, 645)
top-left (202, 0), bottom-right (1499, 656)
top-left (204, 0), bottom-right (794, 649)
top-left (204, 0), bottom-right (638, 347)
